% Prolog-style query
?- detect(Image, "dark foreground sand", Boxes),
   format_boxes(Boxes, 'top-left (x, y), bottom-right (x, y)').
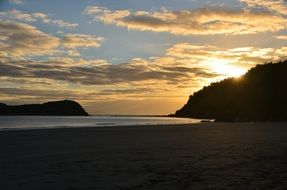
top-left (1, 123), bottom-right (287, 190)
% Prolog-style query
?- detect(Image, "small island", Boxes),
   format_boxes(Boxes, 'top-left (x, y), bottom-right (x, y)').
top-left (0, 100), bottom-right (89, 116)
top-left (174, 60), bottom-right (287, 122)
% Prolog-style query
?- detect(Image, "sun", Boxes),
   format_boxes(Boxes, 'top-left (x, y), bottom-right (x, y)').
top-left (204, 58), bottom-right (247, 78)
top-left (218, 64), bottom-right (247, 78)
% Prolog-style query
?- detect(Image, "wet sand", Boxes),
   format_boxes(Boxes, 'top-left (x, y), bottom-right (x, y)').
top-left (1, 122), bottom-right (287, 189)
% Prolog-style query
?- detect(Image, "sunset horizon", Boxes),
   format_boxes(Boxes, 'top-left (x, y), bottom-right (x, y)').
top-left (0, 0), bottom-right (287, 115)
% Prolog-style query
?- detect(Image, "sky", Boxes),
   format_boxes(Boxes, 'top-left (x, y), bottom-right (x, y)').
top-left (0, 0), bottom-right (286, 115)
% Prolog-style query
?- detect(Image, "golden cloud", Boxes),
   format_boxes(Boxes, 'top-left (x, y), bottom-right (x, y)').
top-left (84, 6), bottom-right (287, 35)
top-left (2, 42), bottom-right (287, 90)
top-left (0, 9), bottom-right (78, 29)
top-left (275, 35), bottom-right (287, 40)
top-left (61, 34), bottom-right (104, 49)
top-left (0, 20), bottom-right (104, 57)
top-left (0, 20), bottom-right (60, 57)
top-left (166, 43), bottom-right (287, 70)
top-left (240, 0), bottom-right (287, 15)
top-left (1, 42), bottom-right (287, 114)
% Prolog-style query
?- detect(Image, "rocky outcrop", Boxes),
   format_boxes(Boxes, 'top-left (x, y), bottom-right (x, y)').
top-left (0, 100), bottom-right (89, 116)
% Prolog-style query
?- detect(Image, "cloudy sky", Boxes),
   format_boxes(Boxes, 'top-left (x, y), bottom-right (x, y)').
top-left (0, 0), bottom-right (286, 115)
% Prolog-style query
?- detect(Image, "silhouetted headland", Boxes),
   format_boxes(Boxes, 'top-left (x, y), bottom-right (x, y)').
top-left (174, 60), bottom-right (287, 122)
top-left (0, 100), bottom-right (89, 116)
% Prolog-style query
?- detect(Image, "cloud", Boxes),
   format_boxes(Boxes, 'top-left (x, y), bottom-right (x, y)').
top-left (2, 43), bottom-right (286, 89)
top-left (275, 35), bottom-right (287, 40)
top-left (0, 9), bottom-right (78, 29)
top-left (240, 0), bottom-right (287, 15)
top-left (166, 43), bottom-right (287, 70)
top-left (50, 19), bottom-right (78, 29)
top-left (0, 87), bottom-right (80, 98)
top-left (0, 55), bottom-right (208, 115)
top-left (61, 34), bottom-right (104, 49)
top-left (9, 0), bottom-right (22, 4)
top-left (0, 56), bottom-right (218, 87)
top-left (167, 43), bottom-right (275, 61)
top-left (2, 42), bottom-right (287, 114)
top-left (84, 5), bottom-right (287, 35)
top-left (0, 9), bottom-right (36, 21)
top-left (0, 20), bottom-right (60, 57)
top-left (0, 20), bottom-right (103, 57)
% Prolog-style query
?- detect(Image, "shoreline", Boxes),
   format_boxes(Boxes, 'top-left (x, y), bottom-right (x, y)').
top-left (0, 122), bottom-right (205, 132)
top-left (0, 116), bottom-right (201, 131)
top-left (1, 121), bottom-right (287, 132)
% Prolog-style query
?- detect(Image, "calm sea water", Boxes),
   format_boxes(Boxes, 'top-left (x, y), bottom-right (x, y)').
top-left (0, 116), bottom-right (200, 130)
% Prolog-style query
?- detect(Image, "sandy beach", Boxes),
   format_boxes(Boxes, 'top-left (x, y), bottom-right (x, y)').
top-left (1, 122), bottom-right (287, 190)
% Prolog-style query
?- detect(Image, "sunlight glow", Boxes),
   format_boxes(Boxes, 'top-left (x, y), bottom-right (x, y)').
top-left (204, 58), bottom-right (247, 78)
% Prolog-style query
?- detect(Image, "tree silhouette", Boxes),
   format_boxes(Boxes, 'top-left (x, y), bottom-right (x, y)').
top-left (175, 60), bottom-right (287, 121)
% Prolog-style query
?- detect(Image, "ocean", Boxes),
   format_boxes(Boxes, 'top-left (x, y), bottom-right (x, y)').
top-left (0, 116), bottom-right (200, 130)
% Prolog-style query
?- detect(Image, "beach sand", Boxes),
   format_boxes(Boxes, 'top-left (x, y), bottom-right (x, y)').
top-left (1, 122), bottom-right (287, 189)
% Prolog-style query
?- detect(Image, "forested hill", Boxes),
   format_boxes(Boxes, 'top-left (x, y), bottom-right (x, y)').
top-left (174, 60), bottom-right (287, 122)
